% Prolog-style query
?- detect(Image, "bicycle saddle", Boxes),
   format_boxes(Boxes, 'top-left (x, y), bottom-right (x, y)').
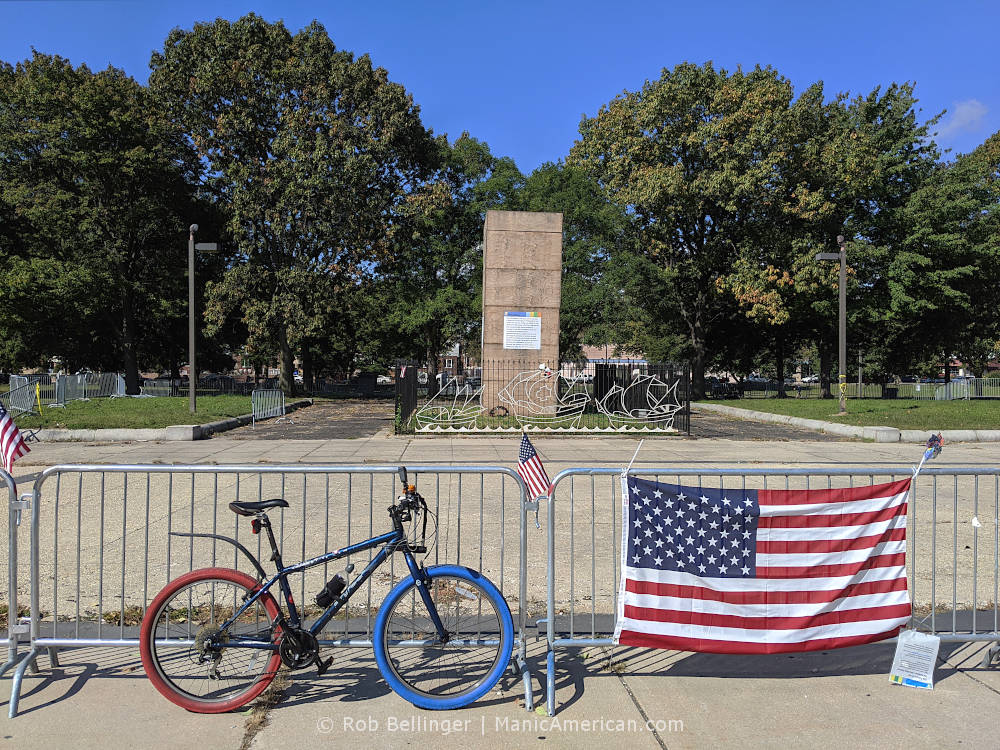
top-left (228, 498), bottom-right (289, 516)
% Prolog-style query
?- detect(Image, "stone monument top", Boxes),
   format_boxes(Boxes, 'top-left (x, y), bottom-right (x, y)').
top-left (481, 210), bottom-right (563, 415)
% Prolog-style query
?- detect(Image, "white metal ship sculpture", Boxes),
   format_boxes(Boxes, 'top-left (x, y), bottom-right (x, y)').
top-left (413, 377), bottom-right (484, 430)
top-left (596, 373), bottom-right (682, 430)
top-left (496, 366), bottom-right (590, 429)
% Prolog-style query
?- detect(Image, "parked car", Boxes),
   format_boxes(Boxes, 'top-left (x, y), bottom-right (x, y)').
top-left (707, 377), bottom-right (740, 398)
top-left (802, 374), bottom-right (820, 383)
top-left (376, 375), bottom-right (393, 385)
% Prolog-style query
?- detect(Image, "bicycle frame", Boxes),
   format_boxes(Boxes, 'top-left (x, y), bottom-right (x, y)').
top-left (175, 517), bottom-right (447, 650)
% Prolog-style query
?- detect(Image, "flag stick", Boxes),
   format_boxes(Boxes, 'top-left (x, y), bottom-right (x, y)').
top-left (624, 439), bottom-right (644, 477)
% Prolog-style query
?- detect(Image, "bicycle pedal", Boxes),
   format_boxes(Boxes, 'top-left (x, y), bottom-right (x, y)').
top-left (316, 656), bottom-right (334, 676)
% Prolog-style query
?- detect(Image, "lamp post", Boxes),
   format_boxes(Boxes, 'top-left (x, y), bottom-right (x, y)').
top-left (815, 234), bottom-right (848, 415)
top-left (187, 224), bottom-right (219, 414)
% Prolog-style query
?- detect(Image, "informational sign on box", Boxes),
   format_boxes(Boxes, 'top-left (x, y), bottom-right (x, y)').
top-left (503, 312), bottom-right (542, 350)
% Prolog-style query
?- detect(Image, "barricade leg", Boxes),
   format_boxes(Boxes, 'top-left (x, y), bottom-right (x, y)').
top-left (982, 642), bottom-right (1000, 667)
top-left (546, 650), bottom-right (556, 716)
top-left (8, 648), bottom-right (39, 718)
top-left (520, 657), bottom-right (534, 711)
top-left (0, 650), bottom-right (30, 680)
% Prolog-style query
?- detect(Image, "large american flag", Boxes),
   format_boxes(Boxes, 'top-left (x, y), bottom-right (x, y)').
top-left (517, 433), bottom-right (552, 499)
top-left (0, 402), bottom-right (30, 475)
top-left (614, 476), bottom-right (912, 653)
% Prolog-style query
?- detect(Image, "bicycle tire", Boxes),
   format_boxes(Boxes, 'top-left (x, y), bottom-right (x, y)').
top-left (140, 567), bottom-right (283, 713)
top-left (373, 565), bottom-right (513, 709)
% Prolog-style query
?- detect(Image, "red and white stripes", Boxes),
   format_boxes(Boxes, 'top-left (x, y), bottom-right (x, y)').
top-left (615, 479), bottom-right (912, 654)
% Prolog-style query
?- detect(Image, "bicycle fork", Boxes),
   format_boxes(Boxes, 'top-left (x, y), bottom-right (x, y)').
top-left (401, 551), bottom-right (449, 643)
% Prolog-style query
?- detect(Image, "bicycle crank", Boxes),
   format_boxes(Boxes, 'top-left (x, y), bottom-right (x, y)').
top-left (278, 628), bottom-right (320, 670)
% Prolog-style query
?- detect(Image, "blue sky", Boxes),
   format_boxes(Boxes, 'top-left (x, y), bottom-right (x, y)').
top-left (2, 0), bottom-right (997, 172)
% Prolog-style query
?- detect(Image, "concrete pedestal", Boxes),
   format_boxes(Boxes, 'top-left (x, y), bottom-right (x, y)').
top-left (481, 211), bottom-right (563, 417)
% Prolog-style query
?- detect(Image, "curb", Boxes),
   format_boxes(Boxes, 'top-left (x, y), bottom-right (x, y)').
top-left (695, 402), bottom-right (999, 443)
top-left (31, 399), bottom-right (313, 442)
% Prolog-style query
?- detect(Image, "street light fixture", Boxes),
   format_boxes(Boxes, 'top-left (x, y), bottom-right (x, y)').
top-left (815, 234), bottom-right (848, 415)
top-left (188, 224), bottom-right (219, 414)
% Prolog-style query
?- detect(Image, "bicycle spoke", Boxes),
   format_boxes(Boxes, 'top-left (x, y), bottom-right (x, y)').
top-left (381, 574), bottom-right (505, 700)
top-left (146, 576), bottom-right (279, 707)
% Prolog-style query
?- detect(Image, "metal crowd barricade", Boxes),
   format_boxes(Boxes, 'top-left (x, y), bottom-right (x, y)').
top-left (252, 388), bottom-right (287, 428)
top-left (0, 468), bottom-right (31, 715)
top-left (9, 464), bottom-right (535, 717)
top-left (4, 381), bottom-right (37, 417)
top-left (542, 467), bottom-right (1000, 715)
top-left (63, 374), bottom-right (89, 402)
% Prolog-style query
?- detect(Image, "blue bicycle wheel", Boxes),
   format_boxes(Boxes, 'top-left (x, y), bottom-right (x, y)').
top-left (373, 565), bottom-right (514, 709)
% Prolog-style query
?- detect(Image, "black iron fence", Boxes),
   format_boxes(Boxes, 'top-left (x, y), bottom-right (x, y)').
top-left (140, 377), bottom-right (275, 397)
top-left (312, 375), bottom-right (395, 399)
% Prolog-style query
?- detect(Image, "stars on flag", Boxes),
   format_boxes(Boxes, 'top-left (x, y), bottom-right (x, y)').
top-left (625, 477), bottom-right (759, 578)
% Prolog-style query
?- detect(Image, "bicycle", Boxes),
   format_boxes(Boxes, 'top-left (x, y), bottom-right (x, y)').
top-left (139, 468), bottom-right (514, 713)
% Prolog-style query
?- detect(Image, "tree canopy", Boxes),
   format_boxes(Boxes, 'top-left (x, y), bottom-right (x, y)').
top-left (0, 52), bottom-right (202, 390)
top-left (149, 14), bottom-right (439, 393)
top-left (1, 31), bottom-right (998, 395)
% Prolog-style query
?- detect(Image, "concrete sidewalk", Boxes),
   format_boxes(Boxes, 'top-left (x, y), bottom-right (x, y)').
top-left (12, 430), bottom-right (1000, 479)
top-left (2, 638), bottom-right (997, 749)
top-left (4, 428), bottom-right (998, 748)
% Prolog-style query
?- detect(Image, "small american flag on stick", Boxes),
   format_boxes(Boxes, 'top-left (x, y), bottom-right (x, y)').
top-left (517, 433), bottom-right (552, 500)
top-left (0, 402), bottom-right (30, 476)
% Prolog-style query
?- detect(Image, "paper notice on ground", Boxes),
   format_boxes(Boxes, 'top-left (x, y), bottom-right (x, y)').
top-left (889, 630), bottom-right (940, 689)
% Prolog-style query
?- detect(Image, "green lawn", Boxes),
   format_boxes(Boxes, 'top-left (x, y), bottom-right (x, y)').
top-left (15, 395), bottom-right (252, 429)
top-left (701, 398), bottom-right (1000, 431)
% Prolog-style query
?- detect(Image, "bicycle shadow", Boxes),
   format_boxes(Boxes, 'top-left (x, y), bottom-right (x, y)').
top-left (272, 656), bottom-right (391, 707)
top-left (271, 649), bottom-right (522, 711)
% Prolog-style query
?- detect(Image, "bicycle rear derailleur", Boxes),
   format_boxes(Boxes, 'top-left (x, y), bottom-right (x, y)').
top-left (279, 627), bottom-right (333, 675)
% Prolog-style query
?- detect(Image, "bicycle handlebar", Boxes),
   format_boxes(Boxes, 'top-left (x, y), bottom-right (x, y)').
top-left (392, 487), bottom-right (429, 552)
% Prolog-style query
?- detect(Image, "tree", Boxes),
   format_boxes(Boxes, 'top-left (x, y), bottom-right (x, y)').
top-left (896, 132), bottom-right (1000, 377)
top-left (513, 162), bottom-right (631, 361)
top-left (383, 135), bottom-right (496, 381)
top-left (149, 15), bottom-right (438, 394)
top-left (713, 81), bottom-right (942, 394)
top-left (0, 52), bottom-right (200, 389)
top-left (836, 83), bottom-right (941, 384)
top-left (569, 62), bottom-right (797, 397)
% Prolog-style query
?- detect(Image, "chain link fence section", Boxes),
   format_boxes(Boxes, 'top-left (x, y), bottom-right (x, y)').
top-left (720, 377), bottom-right (1000, 401)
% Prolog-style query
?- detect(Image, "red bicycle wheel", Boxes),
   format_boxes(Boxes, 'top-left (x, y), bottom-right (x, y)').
top-left (140, 567), bottom-right (282, 713)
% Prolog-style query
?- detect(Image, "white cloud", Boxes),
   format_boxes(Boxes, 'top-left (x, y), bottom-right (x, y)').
top-left (935, 99), bottom-right (988, 139)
